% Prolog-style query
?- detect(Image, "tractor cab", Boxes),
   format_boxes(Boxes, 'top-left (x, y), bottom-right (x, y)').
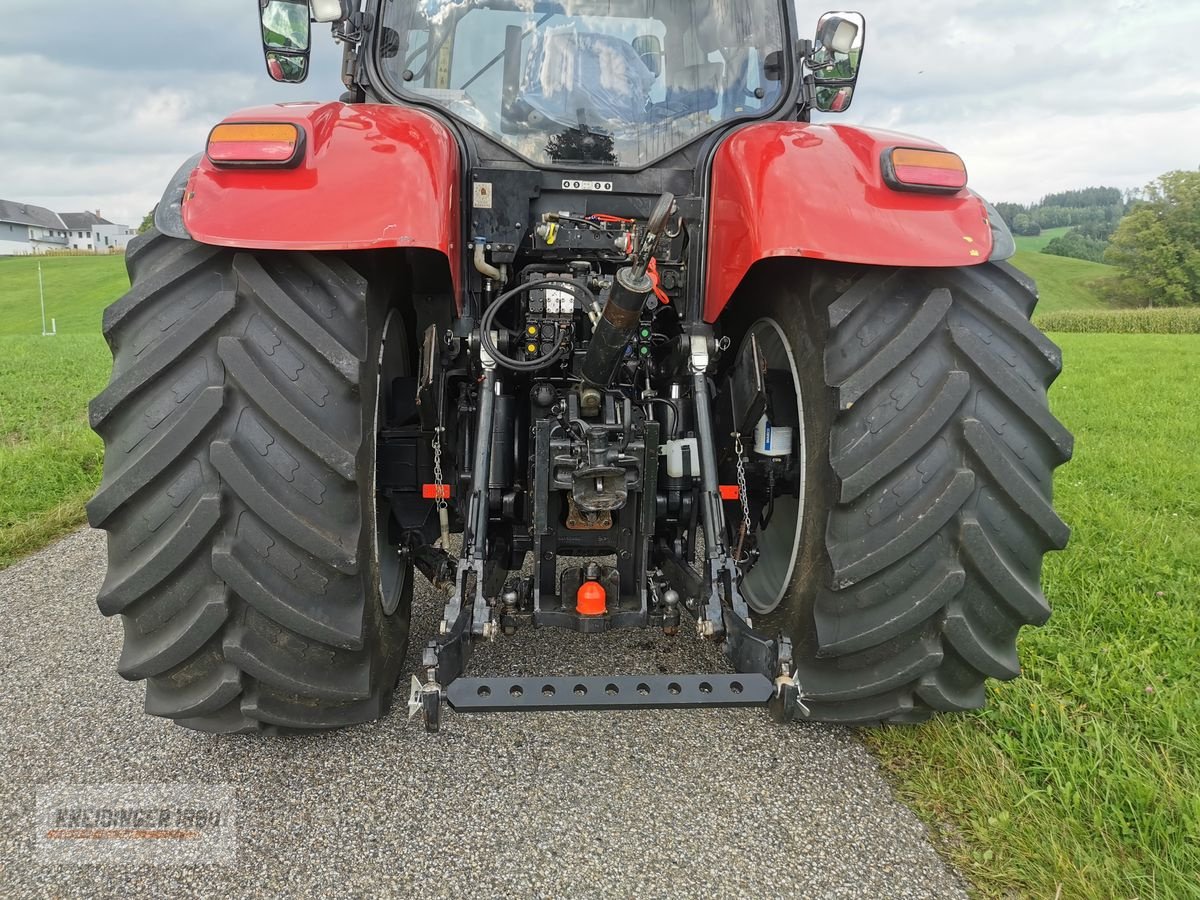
top-left (371, 1), bottom-right (789, 168)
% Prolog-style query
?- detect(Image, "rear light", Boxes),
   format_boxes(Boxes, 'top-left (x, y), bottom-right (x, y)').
top-left (206, 123), bottom-right (305, 168)
top-left (882, 147), bottom-right (968, 193)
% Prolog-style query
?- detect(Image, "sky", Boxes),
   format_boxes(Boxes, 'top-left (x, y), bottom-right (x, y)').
top-left (0, 0), bottom-right (1197, 227)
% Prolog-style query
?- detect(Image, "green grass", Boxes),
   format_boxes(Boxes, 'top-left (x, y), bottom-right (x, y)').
top-left (1013, 226), bottom-right (1118, 313)
top-left (867, 334), bottom-right (1200, 898)
top-left (0, 254), bottom-right (128, 335)
top-left (0, 255), bottom-right (124, 566)
top-left (0, 335), bottom-right (109, 567)
top-left (1015, 225), bottom-right (1072, 253)
top-left (1013, 250), bottom-right (1116, 313)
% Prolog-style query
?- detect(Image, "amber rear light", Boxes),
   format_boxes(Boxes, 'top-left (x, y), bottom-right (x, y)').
top-left (882, 147), bottom-right (968, 193)
top-left (206, 123), bottom-right (304, 168)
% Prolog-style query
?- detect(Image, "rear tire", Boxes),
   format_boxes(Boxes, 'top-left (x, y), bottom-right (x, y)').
top-left (727, 260), bottom-right (1072, 724)
top-left (88, 229), bottom-right (411, 733)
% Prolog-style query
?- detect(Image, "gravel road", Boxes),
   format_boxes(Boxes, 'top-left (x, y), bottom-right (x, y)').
top-left (0, 529), bottom-right (966, 899)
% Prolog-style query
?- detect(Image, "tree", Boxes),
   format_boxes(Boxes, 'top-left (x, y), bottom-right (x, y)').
top-left (138, 208), bottom-right (156, 235)
top-left (1040, 186), bottom-right (1123, 209)
top-left (1104, 170), bottom-right (1200, 307)
top-left (1043, 231), bottom-right (1107, 263)
top-left (1012, 213), bottom-right (1041, 237)
top-left (994, 201), bottom-right (1027, 230)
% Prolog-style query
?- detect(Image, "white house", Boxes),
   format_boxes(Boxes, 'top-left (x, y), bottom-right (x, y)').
top-left (94, 223), bottom-right (137, 252)
top-left (0, 199), bottom-right (69, 255)
top-left (60, 211), bottom-right (137, 252)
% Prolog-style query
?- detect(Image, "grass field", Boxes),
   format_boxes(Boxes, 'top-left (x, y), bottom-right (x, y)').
top-left (868, 334), bottom-right (1200, 898)
top-left (0, 255), bottom-right (122, 566)
top-left (1015, 225), bottom-right (1072, 253)
top-left (0, 336), bottom-right (108, 567)
top-left (0, 255), bottom-right (128, 334)
top-left (1011, 226), bottom-right (1119, 314)
top-left (1015, 251), bottom-right (1116, 313)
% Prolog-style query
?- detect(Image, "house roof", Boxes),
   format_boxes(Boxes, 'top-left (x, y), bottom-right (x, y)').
top-left (60, 211), bottom-right (114, 230)
top-left (0, 199), bottom-right (66, 231)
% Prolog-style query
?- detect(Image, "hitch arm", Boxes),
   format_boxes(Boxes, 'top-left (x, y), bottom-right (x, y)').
top-left (687, 334), bottom-right (751, 635)
top-left (426, 354), bottom-right (500, 691)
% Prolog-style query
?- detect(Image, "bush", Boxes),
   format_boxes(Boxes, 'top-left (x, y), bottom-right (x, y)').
top-left (1034, 308), bottom-right (1200, 334)
top-left (1012, 213), bottom-right (1041, 237)
top-left (1042, 230), bottom-right (1108, 263)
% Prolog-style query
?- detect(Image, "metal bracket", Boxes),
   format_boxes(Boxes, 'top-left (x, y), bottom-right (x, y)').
top-left (448, 674), bottom-right (774, 712)
top-left (406, 676), bottom-right (443, 733)
top-left (688, 332), bottom-right (711, 374)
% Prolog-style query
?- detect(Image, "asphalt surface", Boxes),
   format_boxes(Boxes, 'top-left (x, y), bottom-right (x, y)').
top-left (0, 529), bottom-right (967, 899)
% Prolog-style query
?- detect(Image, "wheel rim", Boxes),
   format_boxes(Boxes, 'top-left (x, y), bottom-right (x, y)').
top-left (373, 310), bottom-right (407, 616)
top-left (739, 317), bottom-right (806, 616)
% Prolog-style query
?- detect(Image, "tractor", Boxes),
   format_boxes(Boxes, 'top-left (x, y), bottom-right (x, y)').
top-left (88, 0), bottom-right (1073, 734)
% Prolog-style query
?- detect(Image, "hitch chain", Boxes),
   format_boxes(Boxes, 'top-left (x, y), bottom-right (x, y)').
top-left (432, 425), bottom-right (451, 548)
top-left (733, 432), bottom-right (752, 563)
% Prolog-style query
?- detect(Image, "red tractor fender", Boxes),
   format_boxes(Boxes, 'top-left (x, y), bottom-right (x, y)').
top-left (181, 101), bottom-right (462, 296)
top-left (704, 122), bottom-right (995, 322)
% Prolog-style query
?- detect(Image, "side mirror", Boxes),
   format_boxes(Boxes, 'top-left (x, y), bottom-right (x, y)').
top-left (632, 35), bottom-right (664, 78)
top-left (810, 11), bottom-right (865, 113)
top-left (260, 0), bottom-right (311, 83)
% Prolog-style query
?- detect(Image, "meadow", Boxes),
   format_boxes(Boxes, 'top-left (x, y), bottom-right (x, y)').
top-left (1014, 226), bottom-right (1117, 314)
top-left (0, 255), bottom-right (122, 565)
top-left (868, 334), bottom-right (1200, 897)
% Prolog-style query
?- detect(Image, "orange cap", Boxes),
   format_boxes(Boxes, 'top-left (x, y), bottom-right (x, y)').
top-left (576, 581), bottom-right (607, 617)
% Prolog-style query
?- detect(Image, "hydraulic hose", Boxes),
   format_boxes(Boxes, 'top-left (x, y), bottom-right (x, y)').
top-left (478, 278), bottom-right (593, 373)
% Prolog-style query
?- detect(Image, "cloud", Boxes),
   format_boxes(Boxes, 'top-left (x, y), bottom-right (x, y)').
top-left (0, 0), bottom-right (342, 225)
top-left (0, 0), bottom-right (1196, 226)
top-left (825, 0), bottom-right (1200, 201)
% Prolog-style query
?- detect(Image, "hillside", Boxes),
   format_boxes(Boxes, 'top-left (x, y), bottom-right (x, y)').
top-left (1012, 250), bottom-right (1116, 313)
top-left (1014, 226), bottom-right (1071, 253)
top-left (0, 255), bottom-right (128, 336)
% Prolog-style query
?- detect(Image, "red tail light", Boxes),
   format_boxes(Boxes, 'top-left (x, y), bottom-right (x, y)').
top-left (206, 123), bottom-right (305, 168)
top-left (883, 147), bottom-right (968, 193)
